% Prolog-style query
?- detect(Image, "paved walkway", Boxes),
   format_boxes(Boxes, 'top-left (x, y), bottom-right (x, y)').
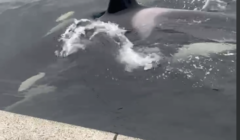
top-left (0, 111), bottom-right (141, 140)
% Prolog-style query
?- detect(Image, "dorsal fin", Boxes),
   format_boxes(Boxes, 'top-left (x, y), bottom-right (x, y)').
top-left (107, 0), bottom-right (138, 13)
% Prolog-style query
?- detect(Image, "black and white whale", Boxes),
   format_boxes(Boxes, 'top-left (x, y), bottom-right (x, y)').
top-left (94, 0), bottom-right (235, 43)
top-left (0, 1), bottom-right (235, 140)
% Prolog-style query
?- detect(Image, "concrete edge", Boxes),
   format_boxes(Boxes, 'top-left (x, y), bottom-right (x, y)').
top-left (0, 110), bottom-right (141, 140)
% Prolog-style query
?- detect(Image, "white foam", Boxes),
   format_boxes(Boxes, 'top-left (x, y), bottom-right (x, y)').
top-left (116, 40), bottom-right (161, 72)
top-left (201, 0), bottom-right (228, 11)
top-left (223, 52), bottom-right (235, 56)
top-left (56, 19), bottom-right (161, 72)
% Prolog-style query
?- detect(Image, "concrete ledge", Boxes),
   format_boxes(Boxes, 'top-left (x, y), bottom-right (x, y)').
top-left (0, 111), bottom-right (141, 140)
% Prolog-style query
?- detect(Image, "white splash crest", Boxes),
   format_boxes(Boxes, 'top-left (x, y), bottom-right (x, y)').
top-left (56, 19), bottom-right (161, 72)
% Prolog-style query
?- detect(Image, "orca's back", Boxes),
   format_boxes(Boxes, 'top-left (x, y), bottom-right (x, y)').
top-left (107, 0), bottom-right (138, 13)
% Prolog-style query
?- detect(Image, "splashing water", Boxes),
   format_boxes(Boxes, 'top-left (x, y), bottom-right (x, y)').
top-left (55, 19), bottom-right (161, 72)
top-left (201, 0), bottom-right (228, 12)
top-left (55, 18), bottom-right (236, 88)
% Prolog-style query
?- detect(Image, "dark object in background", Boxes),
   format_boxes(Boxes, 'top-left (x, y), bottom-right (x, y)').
top-left (91, 0), bottom-right (138, 19)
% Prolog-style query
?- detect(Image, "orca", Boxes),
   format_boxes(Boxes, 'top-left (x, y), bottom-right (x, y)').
top-left (96, 0), bottom-right (236, 42)
top-left (0, 2), bottom-right (235, 140)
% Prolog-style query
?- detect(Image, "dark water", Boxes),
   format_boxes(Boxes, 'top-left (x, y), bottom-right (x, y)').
top-left (0, 0), bottom-right (236, 140)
